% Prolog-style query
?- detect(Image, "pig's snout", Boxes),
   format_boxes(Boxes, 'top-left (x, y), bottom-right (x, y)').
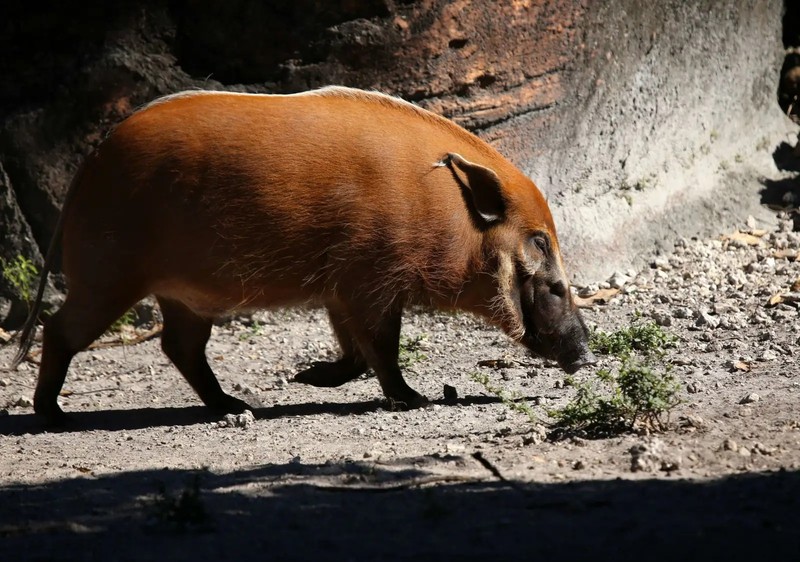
top-left (559, 348), bottom-right (598, 375)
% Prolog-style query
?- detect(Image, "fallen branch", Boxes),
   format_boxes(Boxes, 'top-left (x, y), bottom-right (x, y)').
top-left (20, 324), bottom-right (164, 364)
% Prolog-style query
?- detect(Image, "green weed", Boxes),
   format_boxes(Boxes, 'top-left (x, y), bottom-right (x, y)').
top-left (548, 361), bottom-right (681, 438)
top-left (238, 318), bottom-right (264, 341)
top-left (620, 175), bottom-right (655, 192)
top-left (550, 319), bottom-right (681, 438)
top-left (399, 334), bottom-right (428, 368)
top-left (149, 475), bottom-right (211, 532)
top-left (589, 321), bottom-right (677, 359)
top-left (1, 255), bottom-right (38, 307)
top-left (107, 309), bottom-right (137, 334)
top-left (469, 371), bottom-right (538, 425)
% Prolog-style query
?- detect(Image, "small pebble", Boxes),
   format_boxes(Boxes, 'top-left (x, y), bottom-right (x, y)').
top-left (758, 349), bottom-right (778, 362)
top-left (651, 310), bottom-right (672, 327)
top-left (739, 393), bottom-right (761, 404)
top-left (608, 272), bottom-right (630, 289)
top-left (695, 311), bottom-right (720, 329)
top-left (652, 256), bottom-right (670, 270)
top-left (723, 438), bottom-right (738, 451)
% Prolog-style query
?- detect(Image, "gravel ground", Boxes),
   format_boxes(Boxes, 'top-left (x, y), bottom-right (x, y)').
top-left (1, 210), bottom-right (799, 560)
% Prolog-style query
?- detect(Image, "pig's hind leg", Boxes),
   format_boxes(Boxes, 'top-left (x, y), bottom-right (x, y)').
top-left (34, 286), bottom-right (145, 425)
top-left (293, 306), bottom-right (368, 387)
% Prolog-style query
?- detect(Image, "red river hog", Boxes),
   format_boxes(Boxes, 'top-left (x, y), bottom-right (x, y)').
top-left (14, 86), bottom-right (596, 424)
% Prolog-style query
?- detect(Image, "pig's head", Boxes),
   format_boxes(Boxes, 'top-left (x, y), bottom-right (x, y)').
top-left (445, 152), bottom-right (596, 374)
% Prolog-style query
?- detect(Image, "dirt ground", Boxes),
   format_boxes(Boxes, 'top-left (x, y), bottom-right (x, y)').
top-left (1, 208), bottom-right (800, 559)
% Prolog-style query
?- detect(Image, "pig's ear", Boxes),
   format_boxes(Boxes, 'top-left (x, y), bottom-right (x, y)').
top-left (445, 153), bottom-right (506, 225)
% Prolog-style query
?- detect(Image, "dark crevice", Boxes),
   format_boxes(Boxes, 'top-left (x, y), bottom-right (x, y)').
top-left (467, 102), bottom-right (558, 133)
top-left (0, 1), bottom-right (142, 112)
top-left (765, 1), bottom-right (800, 231)
top-left (168, 0), bottom-right (393, 85)
top-left (476, 73), bottom-right (497, 88)
top-left (779, 0), bottom-right (800, 119)
top-left (782, 0), bottom-right (800, 48)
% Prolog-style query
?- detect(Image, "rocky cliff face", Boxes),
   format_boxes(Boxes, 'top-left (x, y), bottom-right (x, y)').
top-left (0, 0), bottom-right (794, 327)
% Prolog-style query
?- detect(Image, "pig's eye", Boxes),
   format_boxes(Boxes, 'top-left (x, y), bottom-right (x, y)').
top-left (530, 233), bottom-right (550, 255)
top-left (550, 281), bottom-right (567, 298)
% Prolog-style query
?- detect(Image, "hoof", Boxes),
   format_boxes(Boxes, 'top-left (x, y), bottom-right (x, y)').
top-left (207, 394), bottom-right (252, 415)
top-left (293, 359), bottom-right (366, 387)
top-left (384, 392), bottom-right (430, 411)
top-left (34, 402), bottom-right (71, 427)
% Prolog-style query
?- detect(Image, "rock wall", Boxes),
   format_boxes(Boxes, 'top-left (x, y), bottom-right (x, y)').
top-left (0, 0), bottom-right (795, 326)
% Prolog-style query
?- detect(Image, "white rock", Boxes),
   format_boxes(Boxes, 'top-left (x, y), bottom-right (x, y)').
top-left (712, 302), bottom-right (737, 315)
top-left (651, 310), bottom-right (672, 327)
top-left (758, 349), bottom-right (778, 362)
top-left (218, 410), bottom-right (255, 429)
top-left (629, 438), bottom-right (679, 473)
top-left (739, 393), bottom-right (760, 405)
top-left (695, 311), bottom-right (720, 329)
top-left (652, 256), bottom-right (671, 270)
top-left (445, 442), bottom-right (466, 454)
top-left (608, 272), bottom-right (631, 289)
top-left (14, 396), bottom-right (33, 408)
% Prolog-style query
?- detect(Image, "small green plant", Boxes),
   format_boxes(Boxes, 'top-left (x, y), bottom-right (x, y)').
top-left (551, 320), bottom-right (681, 438)
top-left (150, 475), bottom-right (211, 532)
top-left (398, 334), bottom-right (428, 368)
top-left (469, 371), bottom-right (538, 424)
top-left (238, 318), bottom-right (264, 341)
top-left (589, 321), bottom-right (677, 359)
top-left (107, 309), bottom-right (137, 334)
top-left (548, 361), bottom-right (681, 438)
top-left (1, 255), bottom-right (38, 307)
top-left (620, 175), bottom-right (656, 193)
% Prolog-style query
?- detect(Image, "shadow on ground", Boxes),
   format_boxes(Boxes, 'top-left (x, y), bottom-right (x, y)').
top-left (760, 176), bottom-right (800, 209)
top-left (0, 395), bottom-right (506, 435)
top-left (0, 458), bottom-right (797, 561)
